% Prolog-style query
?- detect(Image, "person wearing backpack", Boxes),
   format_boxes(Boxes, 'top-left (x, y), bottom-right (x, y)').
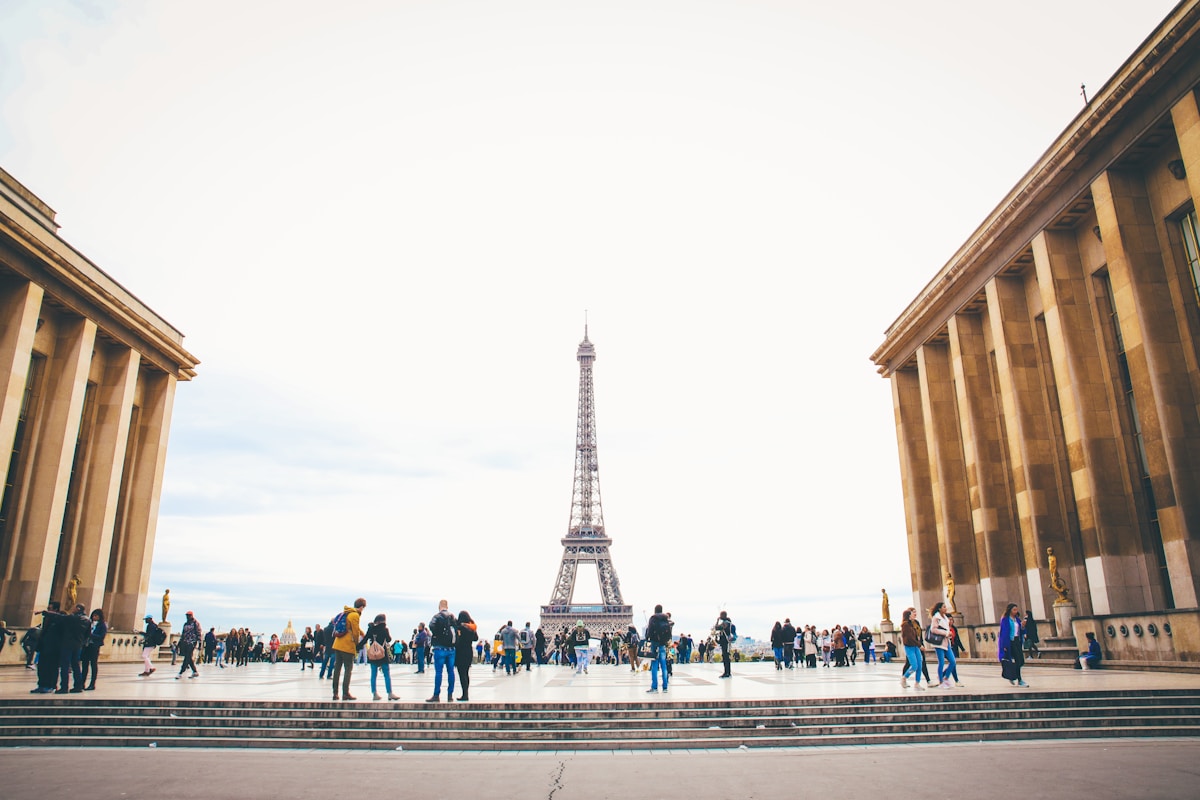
top-left (363, 613), bottom-right (399, 701)
top-left (331, 598), bottom-right (366, 701)
top-left (714, 610), bottom-right (735, 678)
top-left (519, 622), bottom-right (534, 671)
top-left (499, 621), bottom-right (518, 675)
top-left (426, 599), bottom-right (458, 702)
top-left (645, 604), bottom-right (672, 693)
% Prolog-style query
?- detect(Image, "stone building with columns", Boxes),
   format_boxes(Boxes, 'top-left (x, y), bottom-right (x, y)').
top-left (0, 167), bottom-right (197, 632)
top-left (871, 1), bottom-right (1200, 662)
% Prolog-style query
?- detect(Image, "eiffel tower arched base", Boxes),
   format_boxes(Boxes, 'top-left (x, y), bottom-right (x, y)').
top-left (540, 604), bottom-right (633, 639)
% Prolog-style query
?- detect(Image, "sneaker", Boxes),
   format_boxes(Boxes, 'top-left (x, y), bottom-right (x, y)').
top-left (646, 688), bottom-right (658, 693)
top-left (915, 683), bottom-right (926, 691)
top-left (662, 686), bottom-right (668, 693)
top-left (175, 675), bottom-right (182, 680)
top-left (955, 681), bottom-right (964, 687)
top-left (388, 694), bottom-right (400, 700)
top-left (190, 673), bottom-right (198, 679)
top-left (1017, 680), bottom-right (1029, 687)
top-left (373, 693), bottom-right (382, 701)
top-left (940, 681), bottom-right (952, 689)
top-left (900, 678), bottom-right (908, 688)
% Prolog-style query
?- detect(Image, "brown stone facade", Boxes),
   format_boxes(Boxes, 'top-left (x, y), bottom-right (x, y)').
top-left (872, 1), bottom-right (1200, 659)
top-left (0, 168), bottom-right (197, 631)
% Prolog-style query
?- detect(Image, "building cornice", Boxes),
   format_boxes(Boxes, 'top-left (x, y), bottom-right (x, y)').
top-left (871, 0), bottom-right (1200, 376)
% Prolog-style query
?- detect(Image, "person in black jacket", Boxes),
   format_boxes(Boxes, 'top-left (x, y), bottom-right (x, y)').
top-left (32, 601), bottom-right (64, 694)
top-left (362, 614), bottom-right (398, 701)
top-left (454, 611), bottom-right (478, 702)
top-left (79, 608), bottom-right (108, 691)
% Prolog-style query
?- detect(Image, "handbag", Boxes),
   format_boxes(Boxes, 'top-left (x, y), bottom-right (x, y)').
top-left (924, 629), bottom-right (945, 646)
top-left (366, 639), bottom-right (387, 663)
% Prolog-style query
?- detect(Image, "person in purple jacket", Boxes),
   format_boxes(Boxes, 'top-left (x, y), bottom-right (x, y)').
top-left (997, 603), bottom-right (1028, 687)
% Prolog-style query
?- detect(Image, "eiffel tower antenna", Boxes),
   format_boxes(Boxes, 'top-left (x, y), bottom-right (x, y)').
top-left (540, 326), bottom-right (633, 636)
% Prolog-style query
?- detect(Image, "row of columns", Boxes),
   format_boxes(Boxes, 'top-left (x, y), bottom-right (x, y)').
top-left (0, 273), bottom-right (176, 630)
top-left (892, 91), bottom-right (1200, 625)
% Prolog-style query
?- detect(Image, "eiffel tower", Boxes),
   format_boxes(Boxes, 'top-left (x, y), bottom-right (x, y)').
top-left (540, 327), bottom-right (633, 638)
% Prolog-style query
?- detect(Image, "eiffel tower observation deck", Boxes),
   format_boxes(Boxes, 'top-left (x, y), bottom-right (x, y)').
top-left (540, 328), bottom-right (633, 639)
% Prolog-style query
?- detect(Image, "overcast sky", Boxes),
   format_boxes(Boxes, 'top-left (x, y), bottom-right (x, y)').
top-left (0, 0), bottom-right (1182, 639)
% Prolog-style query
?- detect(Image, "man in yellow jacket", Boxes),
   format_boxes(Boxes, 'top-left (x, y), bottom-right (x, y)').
top-left (332, 598), bottom-right (366, 701)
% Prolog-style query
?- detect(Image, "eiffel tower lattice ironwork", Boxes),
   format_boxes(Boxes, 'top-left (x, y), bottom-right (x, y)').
top-left (540, 328), bottom-right (633, 638)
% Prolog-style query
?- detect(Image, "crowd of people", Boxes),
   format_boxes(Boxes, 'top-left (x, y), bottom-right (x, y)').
top-left (19, 594), bottom-right (1107, 699)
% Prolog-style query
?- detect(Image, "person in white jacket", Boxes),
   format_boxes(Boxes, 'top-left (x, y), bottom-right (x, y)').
top-left (928, 602), bottom-right (956, 689)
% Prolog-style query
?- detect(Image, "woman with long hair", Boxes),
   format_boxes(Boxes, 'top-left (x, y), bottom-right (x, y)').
top-left (770, 621), bottom-right (784, 670)
top-left (363, 613), bottom-right (398, 701)
top-left (998, 603), bottom-right (1028, 687)
top-left (928, 601), bottom-right (955, 688)
top-left (79, 609), bottom-right (107, 690)
top-left (455, 610), bottom-right (478, 702)
top-left (900, 608), bottom-right (926, 690)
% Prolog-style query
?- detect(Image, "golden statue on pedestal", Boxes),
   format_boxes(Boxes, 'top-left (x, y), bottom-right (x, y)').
top-left (162, 588), bottom-right (171, 621)
top-left (881, 588), bottom-right (891, 623)
top-left (1047, 547), bottom-right (1071, 604)
top-left (66, 575), bottom-right (80, 609)
top-left (945, 572), bottom-right (956, 614)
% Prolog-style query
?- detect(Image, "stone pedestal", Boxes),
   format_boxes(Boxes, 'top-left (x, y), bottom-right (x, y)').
top-left (1052, 602), bottom-right (1075, 639)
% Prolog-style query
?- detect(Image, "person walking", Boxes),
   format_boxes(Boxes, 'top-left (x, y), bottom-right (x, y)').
top-left (500, 621), bottom-right (518, 676)
top-left (714, 611), bottom-right (734, 678)
top-left (1023, 611), bottom-right (1041, 659)
top-left (174, 611), bottom-right (201, 679)
top-left (998, 603), bottom-right (1028, 687)
top-left (646, 604), bottom-right (672, 693)
top-left (928, 602), bottom-right (956, 689)
top-left (363, 613), bottom-right (399, 701)
top-left (625, 624), bottom-right (641, 672)
top-left (455, 610), bottom-right (478, 701)
top-left (79, 609), bottom-right (107, 691)
top-left (139, 614), bottom-right (162, 677)
top-left (426, 599), bottom-right (458, 703)
top-left (319, 620), bottom-right (336, 679)
top-left (331, 598), bottom-right (366, 701)
top-left (299, 626), bottom-right (315, 670)
top-left (899, 607), bottom-right (926, 690)
top-left (781, 619), bottom-right (797, 669)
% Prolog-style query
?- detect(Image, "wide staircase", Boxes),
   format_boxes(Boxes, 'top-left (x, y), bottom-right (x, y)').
top-left (0, 689), bottom-right (1197, 750)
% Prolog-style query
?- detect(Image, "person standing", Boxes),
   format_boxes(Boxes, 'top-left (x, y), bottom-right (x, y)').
top-left (928, 602), bottom-right (955, 689)
top-left (646, 604), bottom-right (672, 693)
top-left (299, 626), bottom-right (316, 670)
top-left (319, 621), bottom-right (336, 679)
top-left (332, 598), bottom-right (366, 701)
top-left (625, 625), bottom-right (641, 672)
top-left (139, 614), bottom-right (161, 678)
top-left (1023, 611), bottom-right (1041, 659)
top-left (569, 621), bottom-right (592, 674)
top-left (203, 628), bottom-right (217, 665)
top-left (500, 621), bottom-right (518, 676)
top-left (176, 611), bottom-right (201, 679)
top-left (535, 626), bottom-right (546, 666)
top-left (714, 611), bottom-right (734, 678)
top-left (363, 613), bottom-right (398, 701)
top-left (268, 633), bottom-right (280, 664)
top-left (998, 603), bottom-right (1028, 687)
top-left (519, 622), bottom-right (534, 671)
top-left (79, 608), bottom-right (107, 691)
top-left (59, 604), bottom-right (90, 693)
top-left (781, 619), bottom-right (797, 669)
top-left (426, 599), bottom-right (458, 703)
top-left (899, 608), bottom-right (926, 690)
top-left (413, 622), bottom-right (430, 674)
top-left (455, 610), bottom-right (478, 702)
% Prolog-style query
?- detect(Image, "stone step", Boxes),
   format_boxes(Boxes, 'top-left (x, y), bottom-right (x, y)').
top-left (2, 690), bottom-right (1194, 750)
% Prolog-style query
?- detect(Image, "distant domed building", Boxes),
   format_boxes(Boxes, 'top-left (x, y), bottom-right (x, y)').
top-left (280, 620), bottom-right (297, 646)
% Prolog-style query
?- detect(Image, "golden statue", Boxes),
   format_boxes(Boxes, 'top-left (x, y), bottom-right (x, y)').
top-left (66, 575), bottom-right (80, 609)
top-left (945, 572), bottom-right (956, 614)
top-left (1047, 547), bottom-right (1071, 604)
top-left (881, 588), bottom-right (891, 622)
top-left (162, 589), bottom-right (171, 621)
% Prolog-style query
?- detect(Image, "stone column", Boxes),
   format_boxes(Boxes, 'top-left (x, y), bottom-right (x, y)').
top-left (891, 367), bottom-right (940, 613)
top-left (107, 371), bottom-right (176, 630)
top-left (1033, 228), bottom-right (1145, 615)
top-left (69, 345), bottom-right (141, 614)
top-left (0, 316), bottom-right (96, 624)
top-left (986, 274), bottom-right (1073, 621)
top-left (0, 278), bottom-right (43, 483)
top-left (1092, 168), bottom-right (1200, 609)
top-left (948, 313), bottom-right (1021, 622)
top-left (917, 341), bottom-right (981, 623)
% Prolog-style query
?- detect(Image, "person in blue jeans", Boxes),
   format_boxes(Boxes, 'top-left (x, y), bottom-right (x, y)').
top-left (413, 622), bottom-right (430, 673)
top-left (646, 604), bottom-right (672, 693)
top-left (425, 600), bottom-right (457, 702)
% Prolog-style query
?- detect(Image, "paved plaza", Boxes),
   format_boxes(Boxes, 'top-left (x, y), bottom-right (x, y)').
top-left (3, 654), bottom-right (1199, 704)
top-left (2, 659), bottom-right (1198, 798)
